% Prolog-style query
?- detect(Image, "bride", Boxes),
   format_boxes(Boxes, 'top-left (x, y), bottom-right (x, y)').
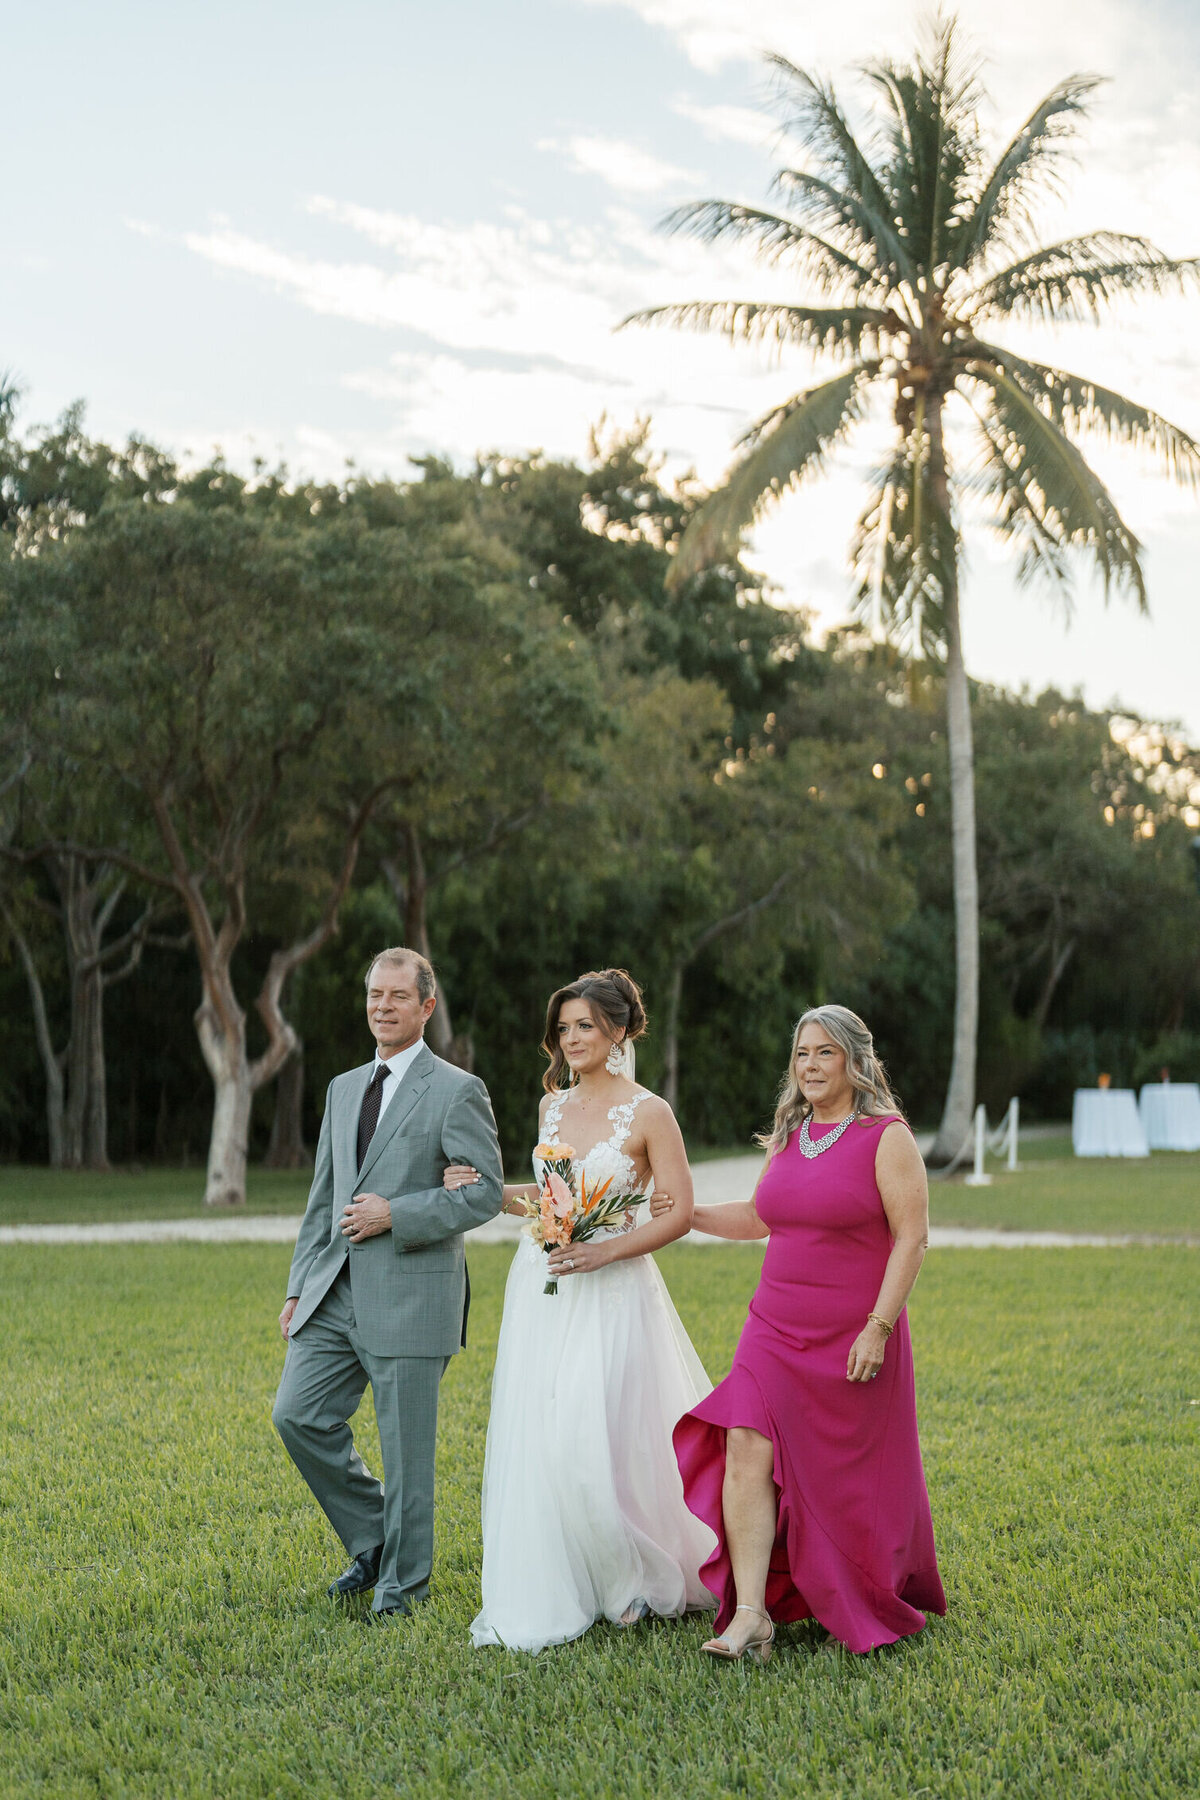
top-left (442, 967), bottom-right (715, 1651)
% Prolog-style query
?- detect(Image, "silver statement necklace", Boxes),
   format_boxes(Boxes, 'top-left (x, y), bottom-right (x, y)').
top-left (798, 1113), bottom-right (855, 1159)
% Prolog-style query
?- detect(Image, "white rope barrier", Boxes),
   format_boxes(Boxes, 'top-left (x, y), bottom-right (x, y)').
top-left (963, 1097), bottom-right (1020, 1186)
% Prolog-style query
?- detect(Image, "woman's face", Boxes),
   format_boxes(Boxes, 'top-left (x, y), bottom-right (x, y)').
top-left (794, 1022), bottom-right (854, 1114)
top-left (556, 998), bottom-right (620, 1078)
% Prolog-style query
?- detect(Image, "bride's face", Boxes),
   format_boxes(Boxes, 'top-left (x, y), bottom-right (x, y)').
top-left (557, 999), bottom-right (619, 1078)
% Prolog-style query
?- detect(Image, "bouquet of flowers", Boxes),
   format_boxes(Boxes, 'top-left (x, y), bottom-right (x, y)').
top-left (517, 1142), bottom-right (644, 1294)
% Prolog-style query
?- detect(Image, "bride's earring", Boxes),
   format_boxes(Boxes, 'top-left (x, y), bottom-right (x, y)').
top-left (605, 1039), bottom-right (626, 1076)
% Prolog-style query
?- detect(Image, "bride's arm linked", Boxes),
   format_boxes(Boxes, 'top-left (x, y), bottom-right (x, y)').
top-left (656, 1153), bottom-right (771, 1240)
top-left (545, 1097), bottom-right (694, 1277)
top-left (442, 1091), bottom-right (550, 1213)
top-left (442, 1171), bottom-right (534, 1215)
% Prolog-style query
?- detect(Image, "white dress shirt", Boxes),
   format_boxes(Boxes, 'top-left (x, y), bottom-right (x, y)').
top-left (372, 1035), bottom-right (426, 1127)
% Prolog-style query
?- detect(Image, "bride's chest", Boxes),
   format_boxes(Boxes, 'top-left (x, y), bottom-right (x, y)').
top-left (536, 1091), bottom-right (650, 1193)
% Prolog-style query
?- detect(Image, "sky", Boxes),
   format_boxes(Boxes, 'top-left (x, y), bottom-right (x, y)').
top-left (6, 0), bottom-right (1200, 736)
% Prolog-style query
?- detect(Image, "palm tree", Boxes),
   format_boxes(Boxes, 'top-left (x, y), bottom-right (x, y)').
top-left (626, 15), bottom-right (1200, 1162)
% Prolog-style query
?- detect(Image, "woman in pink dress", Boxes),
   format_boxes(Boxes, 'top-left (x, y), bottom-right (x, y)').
top-left (672, 1004), bottom-right (945, 1660)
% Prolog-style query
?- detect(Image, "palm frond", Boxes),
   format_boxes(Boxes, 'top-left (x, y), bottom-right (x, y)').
top-left (965, 341), bottom-right (1200, 486)
top-left (669, 366), bottom-right (873, 589)
top-left (965, 366), bottom-right (1146, 605)
top-left (964, 409), bottom-right (1075, 596)
top-left (963, 233), bottom-right (1200, 323)
top-left (951, 75), bottom-right (1103, 271)
top-left (866, 19), bottom-right (985, 279)
top-left (772, 168), bottom-right (914, 295)
top-left (850, 435), bottom-right (957, 654)
top-left (621, 300), bottom-right (902, 361)
top-left (768, 55), bottom-right (917, 287)
top-left (658, 199), bottom-right (878, 295)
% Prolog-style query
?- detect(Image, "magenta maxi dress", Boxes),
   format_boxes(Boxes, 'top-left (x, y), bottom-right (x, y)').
top-left (673, 1115), bottom-right (946, 1653)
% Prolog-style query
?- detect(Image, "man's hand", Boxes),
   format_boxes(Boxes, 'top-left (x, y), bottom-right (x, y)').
top-left (341, 1192), bottom-right (393, 1243)
top-left (279, 1297), bottom-right (299, 1341)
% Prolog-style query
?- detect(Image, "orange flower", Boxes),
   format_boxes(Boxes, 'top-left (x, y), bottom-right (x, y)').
top-left (535, 1141), bottom-right (575, 1161)
top-left (579, 1174), bottom-right (613, 1215)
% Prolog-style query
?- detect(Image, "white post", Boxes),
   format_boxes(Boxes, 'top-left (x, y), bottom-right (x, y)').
top-left (964, 1101), bottom-right (992, 1186)
top-left (1007, 1096), bottom-right (1020, 1172)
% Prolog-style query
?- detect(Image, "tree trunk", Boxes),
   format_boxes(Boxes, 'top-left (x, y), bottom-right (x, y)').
top-left (927, 582), bottom-right (980, 1165)
top-left (26, 854), bottom-right (132, 1171)
top-left (1031, 937), bottom-right (1076, 1033)
top-left (194, 962), bottom-right (256, 1205)
top-left (662, 963), bottom-right (684, 1114)
top-left (84, 973), bottom-right (110, 1169)
top-left (925, 393), bottom-right (980, 1168)
top-left (205, 1056), bottom-right (255, 1208)
top-left (1, 902), bottom-right (66, 1166)
top-left (265, 1043), bottom-right (309, 1168)
top-left (383, 824), bottom-right (466, 1066)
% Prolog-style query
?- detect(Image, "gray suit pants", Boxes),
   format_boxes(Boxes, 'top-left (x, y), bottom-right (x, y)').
top-left (272, 1268), bottom-right (448, 1613)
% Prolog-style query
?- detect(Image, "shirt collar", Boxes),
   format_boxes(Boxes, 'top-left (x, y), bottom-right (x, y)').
top-left (373, 1036), bottom-right (425, 1082)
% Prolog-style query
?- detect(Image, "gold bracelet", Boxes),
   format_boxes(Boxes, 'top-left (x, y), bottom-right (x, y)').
top-left (867, 1312), bottom-right (894, 1337)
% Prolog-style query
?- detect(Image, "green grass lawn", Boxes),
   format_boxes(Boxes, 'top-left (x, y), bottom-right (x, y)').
top-left (2, 1135), bottom-right (1196, 1239)
top-left (1, 1240), bottom-right (1196, 1799)
top-left (927, 1138), bottom-right (1200, 1238)
top-left (0, 1163), bottom-right (313, 1224)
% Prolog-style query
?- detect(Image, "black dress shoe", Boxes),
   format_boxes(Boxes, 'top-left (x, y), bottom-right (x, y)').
top-left (327, 1545), bottom-right (384, 1599)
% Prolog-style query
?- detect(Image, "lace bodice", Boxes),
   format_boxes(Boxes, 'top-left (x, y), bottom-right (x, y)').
top-left (533, 1089), bottom-right (653, 1202)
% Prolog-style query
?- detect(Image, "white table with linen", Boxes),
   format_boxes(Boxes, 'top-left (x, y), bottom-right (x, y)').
top-left (1138, 1082), bottom-right (1200, 1151)
top-left (1072, 1088), bottom-right (1149, 1157)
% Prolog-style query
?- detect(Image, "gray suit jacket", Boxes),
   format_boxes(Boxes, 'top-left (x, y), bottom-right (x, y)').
top-left (286, 1042), bottom-right (504, 1357)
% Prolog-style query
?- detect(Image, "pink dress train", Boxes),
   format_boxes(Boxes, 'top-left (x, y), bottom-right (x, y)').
top-left (673, 1114), bottom-right (946, 1653)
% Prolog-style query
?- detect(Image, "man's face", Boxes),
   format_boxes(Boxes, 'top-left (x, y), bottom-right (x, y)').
top-left (365, 960), bottom-right (436, 1057)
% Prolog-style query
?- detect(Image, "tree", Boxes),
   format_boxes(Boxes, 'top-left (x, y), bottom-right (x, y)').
top-left (2, 449), bottom-right (600, 1198)
top-left (574, 654), bottom-right (905, 1113)
top-left (0, 735), bottom-right (189, 1169)
top-left (0, 845), bottom-right (168, 1168)
top-left (626, 15), bottom-right (1200, 1160)
top-left (470, 423), bottom-right (809, 747)
top-left (0, 405), bottom-right (185, 1168)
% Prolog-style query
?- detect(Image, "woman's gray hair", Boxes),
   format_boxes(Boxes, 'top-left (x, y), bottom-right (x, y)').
top-left (364, 947), bottom-right (436, 1004)
top-left (756, 1005), bottom-right (903, 1156)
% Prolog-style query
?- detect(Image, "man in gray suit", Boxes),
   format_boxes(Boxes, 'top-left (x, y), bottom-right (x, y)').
top-left (273, 946), bottom-right (504, 1616)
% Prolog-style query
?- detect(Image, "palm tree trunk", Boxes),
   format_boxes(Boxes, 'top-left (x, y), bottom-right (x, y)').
top-left (926, 394), bottom-right (979, 1167)
top-left (927, 573), bottom-right (980, 1165)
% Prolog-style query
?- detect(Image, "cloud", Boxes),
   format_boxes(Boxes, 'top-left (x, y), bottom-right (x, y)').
top-left (578, 0), bottom-right (1138, 85)
top-left (167, 2), bottom-right (1200, 735)
top-left (671, 97), bottom-right (777, 148)
top-left (179, 192), bottom-right (808, 478)
top-left (537, 133), bottom-right (699, 193)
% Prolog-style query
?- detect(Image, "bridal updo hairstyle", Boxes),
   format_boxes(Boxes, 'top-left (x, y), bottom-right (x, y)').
top-left (758, 1004), bottom-right (904, 1156)
top-left (542, 968), bottom-right (647, 1093)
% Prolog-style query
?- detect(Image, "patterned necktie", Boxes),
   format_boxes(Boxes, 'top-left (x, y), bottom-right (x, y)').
top-left (356, 1063), bottom-right (391, 1169)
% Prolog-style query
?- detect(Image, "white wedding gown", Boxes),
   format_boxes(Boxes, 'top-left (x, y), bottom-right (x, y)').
top-left (470, 1089), bottom-right (717, 1651)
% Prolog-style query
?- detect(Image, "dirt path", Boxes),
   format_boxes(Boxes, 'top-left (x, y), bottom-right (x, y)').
top-left (3, 1148), bottom-right (1192, 1250)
